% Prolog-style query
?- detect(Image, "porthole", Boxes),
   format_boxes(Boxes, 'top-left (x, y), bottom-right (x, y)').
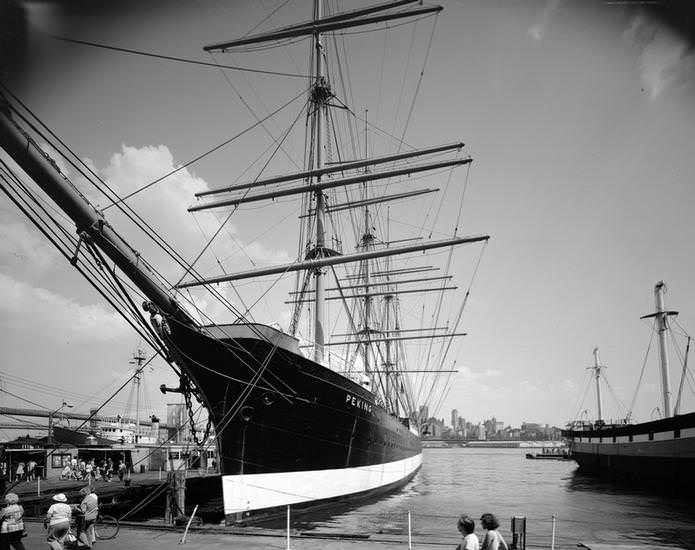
top-left (261, 392), bottom-right (275, 406)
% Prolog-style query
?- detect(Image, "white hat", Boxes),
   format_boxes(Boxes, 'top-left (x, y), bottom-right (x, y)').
top-left (53, 493), bottom-right (67, 502)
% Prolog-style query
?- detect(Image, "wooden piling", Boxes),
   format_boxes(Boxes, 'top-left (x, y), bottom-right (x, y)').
top-left (165, 470), bottom-right (186, 524)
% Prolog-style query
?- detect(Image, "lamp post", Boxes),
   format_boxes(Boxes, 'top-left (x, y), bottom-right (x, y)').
top-left (47, 400), bottom-right (73, 446)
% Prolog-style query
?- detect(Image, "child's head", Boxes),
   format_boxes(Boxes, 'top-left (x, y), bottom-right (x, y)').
top-left (480, 513), bottom-right (500, 530)
top-left (457, 514), bottom-right (475, 535)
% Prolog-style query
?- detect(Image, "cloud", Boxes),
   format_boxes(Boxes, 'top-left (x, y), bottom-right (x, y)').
top-left (623, 12), bottom-right (695, 100)
top-left (0, 272), bottom-right (129, 344)
top-left (457, 365), bottom-right (503, 382)
top-left (0, 208), bottom-right (60, 274)
top-left (100, 144), bottom-right (292, 275)
top-left (529, 0), bottom-right (560, 41)
top-left (562, 378), bottom-right (576, 390)
top-left (2, 141), bottom-right (298, 339)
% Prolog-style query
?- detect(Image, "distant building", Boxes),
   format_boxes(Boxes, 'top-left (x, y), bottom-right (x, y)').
top-left (167, 403), bottom-right (190, 443)
top-left (419, 405), bottom-right (429, 426)
top-left (451, 409), bottom-right (458, 430)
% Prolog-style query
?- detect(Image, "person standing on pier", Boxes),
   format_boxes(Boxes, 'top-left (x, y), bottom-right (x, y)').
top-left (0, 493), bottom-right (26, 550)
top-left (456, 515), bottom-right (480, 550)
top-left (25, 461), bottom-right (36, 482)
top-left (117, 459), bottom-right (126, 482)
top-left (76, 487), bottom-right (98, 548)
top-left (13, 464), bottom-right (23, 483)
top-left (480, 513), bottom-right (508, 550)
top-left (45, 494), bottom-right (71, 550)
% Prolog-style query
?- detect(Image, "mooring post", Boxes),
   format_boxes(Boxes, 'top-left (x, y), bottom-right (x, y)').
top-left (286, 505), bottom-right (292, 550)
top-left (165, 470), bottom-right (186, 524)
top-left (408, 510), bottom-right (412, 550)
top-left (551, 515), bottom-right (556, 550)
top-left (37, 477), bottom-right (40, 496)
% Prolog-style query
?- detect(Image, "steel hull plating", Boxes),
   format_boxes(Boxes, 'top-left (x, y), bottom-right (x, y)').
top-left (563, 411), bottom-right (695, 490)
top-left (166, 322), bottom-right (422, 521)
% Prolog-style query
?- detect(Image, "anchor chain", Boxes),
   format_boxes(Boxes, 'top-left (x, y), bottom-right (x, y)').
top-left (181, 377), bottom-right (212, 447)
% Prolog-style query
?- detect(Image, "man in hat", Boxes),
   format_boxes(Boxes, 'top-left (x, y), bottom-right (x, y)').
top-left (76, 487), bottom-right (98, 548)
top-left (45, 493), bottom-right (71, 550)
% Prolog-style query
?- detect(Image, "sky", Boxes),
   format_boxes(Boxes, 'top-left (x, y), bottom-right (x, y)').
top-left (1, 0), bottom-right (695, 437)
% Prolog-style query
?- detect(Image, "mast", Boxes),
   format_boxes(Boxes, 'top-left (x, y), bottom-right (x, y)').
top-left (312, 0), bottom-right (328, 364)
top-left (591, 348), bottom-right (604, 423)
top-left (130, 348), bottom-right (147, 441)
top-left (361, 112), bottom-right (373, 378)
top-left (655, 282), bottom-right (671, 416)
top-left (640, 280), bottom-right (679, 418)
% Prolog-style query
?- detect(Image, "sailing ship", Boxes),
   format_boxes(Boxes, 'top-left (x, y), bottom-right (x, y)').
top-left (0, 1), bottom-right (488, 522)
top-left (563, 282), bottom-right (695, 490)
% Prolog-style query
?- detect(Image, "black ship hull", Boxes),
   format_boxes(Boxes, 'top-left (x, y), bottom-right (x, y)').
top-left (166, 321), bottom-right (422, 522)
top-left (562, 411), bottom-right (695, 490)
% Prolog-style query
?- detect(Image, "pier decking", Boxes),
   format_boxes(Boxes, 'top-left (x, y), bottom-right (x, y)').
top-left (7, 469), bottom-right (220, 516)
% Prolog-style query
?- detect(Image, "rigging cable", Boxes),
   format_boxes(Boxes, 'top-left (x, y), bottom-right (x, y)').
top-left (54, 36), bottom-right (308, 79)
top-left (395, 13), bottom-right (439, 148)
top-left (569, 368), bottom-right (593, 423)
top-left (0, 162), bottom-right (168, 363)
top-left (106, 86), bottom-right (308, 209)
top-left (627, 317), bottom-right (657, 420)
top-left (1, 89), bottom-right (251, 329)
top-left (6, 92), bottom-right (315, 367)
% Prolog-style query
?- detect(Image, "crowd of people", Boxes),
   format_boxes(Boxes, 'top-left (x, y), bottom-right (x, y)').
top-left (60, 458), bottom-right (128, 483)
top-left (456, 513), bottom-right (509, 550)
top-left (0, 488), bottom-right (99, 550)
top-left (4, 461), bottom-right (37, 484)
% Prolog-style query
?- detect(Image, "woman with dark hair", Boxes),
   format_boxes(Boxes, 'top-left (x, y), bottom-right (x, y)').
top-left (480, 513), bottom-right (508, 550)
top-left (456, 514), bottom-right (480, 550)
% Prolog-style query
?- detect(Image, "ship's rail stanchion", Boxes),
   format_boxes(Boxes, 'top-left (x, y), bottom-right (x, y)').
top-left (510, 515), bottom-right (526, 550)
top-left (408, 510), bottom-right (413, 550)
top-left (551, 515), bottom-right (556, 550)
top-left (286, 505), bottom-right (292, 550)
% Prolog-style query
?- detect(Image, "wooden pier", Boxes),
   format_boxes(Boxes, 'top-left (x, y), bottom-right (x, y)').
top-left (8, 469), bottom-right (221, 517)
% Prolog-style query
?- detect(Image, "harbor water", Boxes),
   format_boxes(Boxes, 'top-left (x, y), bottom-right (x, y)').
top-left (285, 447), bottom-right (695, 549)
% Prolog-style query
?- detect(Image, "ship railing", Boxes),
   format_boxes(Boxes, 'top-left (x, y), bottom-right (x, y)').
top-left (297, 338), bottom-right (368, 385)
top-left (565, 417), bottom-right (631, 431)
top-left (279, 506), bottom-right (592, 550)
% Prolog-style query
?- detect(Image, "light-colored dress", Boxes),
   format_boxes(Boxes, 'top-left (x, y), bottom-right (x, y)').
top-left (481, 529), bottom-right (508, 550)
top-left (458, 532), bottom-right (480, 550)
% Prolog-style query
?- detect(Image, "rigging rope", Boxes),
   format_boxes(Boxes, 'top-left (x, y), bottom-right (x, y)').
top-left (54, 36), bottom-right (308, 78)
top-left (627, 318), bottom-right (656, 419)
top-left (106, 86), bottom-right (308, 209)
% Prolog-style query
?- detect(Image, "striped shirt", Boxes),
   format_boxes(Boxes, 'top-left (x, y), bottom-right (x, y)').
top-left (0, 504), bottom-right (24, 534)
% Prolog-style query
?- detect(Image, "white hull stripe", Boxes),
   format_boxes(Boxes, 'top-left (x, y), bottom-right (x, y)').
top-left (223, 454), bottom-right (423, 514)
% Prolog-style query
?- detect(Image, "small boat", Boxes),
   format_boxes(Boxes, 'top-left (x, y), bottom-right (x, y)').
top-left (525, 448), bottom-right (571, 460)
